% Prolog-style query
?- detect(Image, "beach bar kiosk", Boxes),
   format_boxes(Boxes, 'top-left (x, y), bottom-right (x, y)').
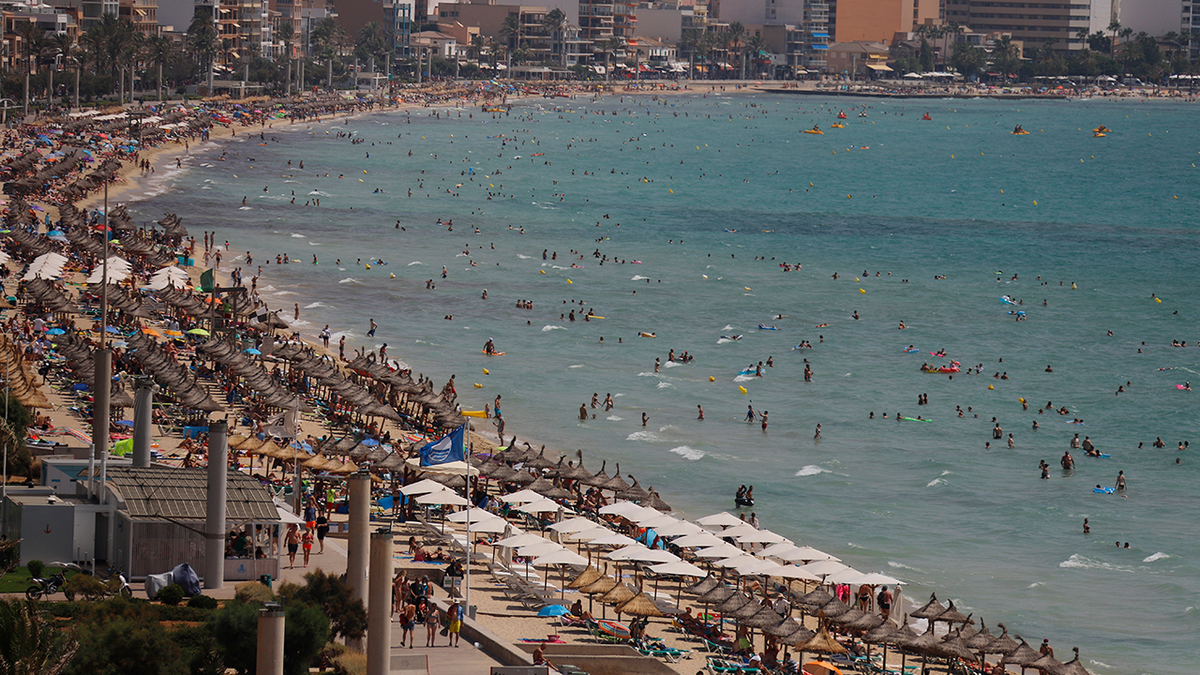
top-left (104, 467), bottom-right (282, 581)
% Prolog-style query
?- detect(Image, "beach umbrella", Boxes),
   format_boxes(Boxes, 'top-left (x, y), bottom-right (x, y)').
top-left (517, 541), bottom-right (566, 559)
top-left (795, 587), bottom-right (835, 611)
top-left (1022, 651), bottom-right (1064, 674)
top-left (731, 558), bottom-right (785, 577)
top-left (584, 460), bottom-right (611, 487)
top-left (828, 608), bottom-right (866, 626)
top-left (693, 543), bottom-right (744, 559)
top-left (670, 531), bottom-right (725, 548)
top-left (848, 572), bottom-right (904, 587)
top-left (1053, 648), bottom-right (1093, 675)
top-left (499, 488), bottom-right (543, 503)
top-left (525, 448), bottom-right (560, 470)
top-left (507, 470), bottom-right (538, 486)
top-left (447, 508), bottom-right (502, 523)
top-left (800, 560), bottom-right (849, 578)
top-left (715, 592), bottom-right (755, 615)
top-left (743, 603), bottom-right (784, 629)
top-left (598, 500), bottom-right (646, 520)
top-left (598, 581), bottom-right (637, 610)
top-left (494, 533), bottom-right (548, 548)
top-left (600, 465), bottom-right (631, 493)
top-left (537, 605), bottom-right (570, 617)
top-left (962, 620), bottom-right (995, 652)
top-left (983, 623), bottom-right (1019, 657)
top-left (908, 593), bottom-right (946, 619)
top-left (696, 584), bottom-right (735, 605)
top-left (616, 592), bottom-right (664, 617)
top-left (568, 566), bottom-right (603, 590)
top-left (532, 548), bottom-right (588, 567)
top-left (585, 532), bottom-right (637, 548)
top-left (823, 567), bottom-right (866, 585)
top-left (1004, 638), bottom-right (1044, 674)
top-left (774, 566), bottom-right (822, 582)
top-left (526, 475), bottom-right (557, 495)
top-left (400, 478), bottom-right (445, 495)
top-left (788, 546), bottom-right (840, 563)
top-left (714, 553), bottom-right (757, 569)
top-left (814, 596), bottom-right (853, 619)
top-left (618, 477), bottom-right (651, 502)
top-left (566, 527), bottom-right (613, 542)
top-left (653, 520), bottom-right (701, 537)
top-left (606, 546), bottom-right (678, 563)
top-left (643, 490), bottom-right (673, 512)
top-left (683, 575), bottom-right (721, 595)
top-left (697, 511), bottom-right (744, 528)
top-left (515, 498), bottom-right (562, 513)
top-left (539, 480), bottom-right (574, 501)
top-left (549, 517), bottom-right (601, 533)
top-left (416, 489), bottom-right (469, 506)
top-left (861, 618), bottom-right (900, 668)
top-left (839, 611), bottom-right (884, 633)
top-left (579, 575), bottom-right (617, 597)
top-left (467, 517), bottom-right (511, 534)
top-left (934, 600), bottom-right (971, 625)
top-left (648, 561), bottom-right (706, 578)
top-left (736, 528), bottom-right (786, 545)
top-left (766, 616), bottom-right (804, 638)
top-left (934, 629), bottom-right (979, 662)
top-left (795, 624), bottom-right (849, 657)
top-left (729, 597), bottom-right (767, 621)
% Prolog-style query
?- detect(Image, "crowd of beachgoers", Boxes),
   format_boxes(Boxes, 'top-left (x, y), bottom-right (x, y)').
top-left (0, 83), bottom-right (1111, 675)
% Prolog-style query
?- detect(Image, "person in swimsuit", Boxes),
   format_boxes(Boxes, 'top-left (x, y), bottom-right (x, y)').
top-left (285, 524), bottom-right (300, 568)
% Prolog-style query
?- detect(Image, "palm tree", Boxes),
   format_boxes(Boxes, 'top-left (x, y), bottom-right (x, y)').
top-left (542, 8), bottom-right (567, 67)
top-left (277, 21), bottom-right (295, 94)
top-left (468, 34), bottom-right (484, 62)
top-left (992, 34), bottom-right (1020, 79)
top-left (744, 34), bottom-right (767, 79)
top-left (500, 14), bottom-right (522, 53)
top-left (0, 599), bottom-right (77, 674)
top-left (600, 36), bottom-right (624, 82)
top-left (144, 34), bottom-right (172, 101)
top-left (188, 8), bottom-right (219, 90)
top-left (1107, 19), bottom-right (1122, 57)
top-left (725, 22), bottom-right (745, 79)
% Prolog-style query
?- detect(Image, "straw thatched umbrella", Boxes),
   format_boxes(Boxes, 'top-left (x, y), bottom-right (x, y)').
top-left (524, 449), bottom-right (559, 471)
top-left (829, 607), bottom-right (866, 626)
top-left (984, 623), bottom-right (1019, 658)
top-left (617, 477), bottom-right (650, 502)
top-left (584, 460), bottom-right (610, 487)
top-left (643, 489), bottom-right (672, 512)
top-left (840, 611), bottom-right (884, 633)
top-left (685, 575), bottom-right (721, 596)
top-left (796, 587), bottom-right (835, 611)
top-left (568, 566), bottom-right (602, 590)
top-left (1022, 652), bottom-right (1064, 674)
top-left (729, 598), bottom-right (766, 621)
top-left (962, 620), bottom-right (995, 653)
top-left (528, 475), bottom-right (556, 495)
top-left (899, 625), bottom-right (942, 675)
top-left (814, 596), bottom-right (853, 619)
top-left (766, 616), bottom-right (803, 638)
top-left (934, 600), bottom-right (971, 625)
top-left (1005, 638), bottom-right (1044, 675)
top-left (599, 582), bottom-right (638, 617)
top-left (600, 464), bottom-right (631, 493)
top-left (508, 470), bottom-right (538, 485)
top-left (934, 629), bottom-right (978, 663)
top-left (909, 593), bottom-right (946, 619)
top-left (742, 604), bottom-right (784, 629)
top-left (540, 481), bottom-right (574, 501)
top-left (579, 575), bottom-right (617, 617)
top-left (716, 592), bottom-right (754, 615)
top-left (560, 453), bottom-right (593, 482)
top-left (794, 623), bottom-right (849, 664)
top-left (616, 592), bottom-right (664, 618)
top-left (1052, 647), bottom-right (1091, 675)
top-left (861, 618), bottom-right (899, 668)
top-left (697, 584), bottom-right (735, 605)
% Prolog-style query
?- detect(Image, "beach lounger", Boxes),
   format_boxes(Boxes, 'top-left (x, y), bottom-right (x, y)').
top-left (706, 656), bottom-right (758, 674)
top-left (633, 638), bottom-right (692, 663)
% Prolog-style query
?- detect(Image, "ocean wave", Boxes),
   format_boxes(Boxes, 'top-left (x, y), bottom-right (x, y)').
top-left (339, 278), bottom-right (361, 284)
top-left (272, 290), bottom-right (297, 296)
top-left (291, 233), bottom-right (307, 238)
top-left (407, 261), bottom-right (423, 266)
top-left (631, 275), bottom-right (649, 281)
top-left (1142, 552), bottom-right (1170, 563)
top-left (887, 561), bottom-right (923, 572)
top-left (722, 325), bottom-right (735, 331)
top-left (658, 425), bottom-right (680, 433)
top-left (516, 254), bottom-right (532, 259)
top-left (542, 325), bottom-right (567, 332)
top-left (304, 302), bottom-right (326, 309)
top-left (1087, 660), bottom-right (1113, 670)
top-left (626, 431), bottom-right (660, 442)
top-left (568, 364), bottom-right (585, 369)
top-left (1027, 582), bottom-right (1045, 588)
top-left (733, 375), bottom-right (755, 382)
top-left (795, 465), bottom-right (828, 477)
top-left (606, 415), bottom-right (623, 421)
top-left (926, 478), bottom-right (945, 487)
top-left (663, 361), bottom-right (682, 368)
top-left (1059, 554), bottom-right (1135, 573)
top-left (637, 372), bottom-right (659, 378)
top-left (717, 338), bottom-right (734, 344)
top-left (238, 206), bottom-right (253, 210)
top-left (656, 382), bottom-right (674, 389)
top-left (670, 445), bottom-right (705, 461)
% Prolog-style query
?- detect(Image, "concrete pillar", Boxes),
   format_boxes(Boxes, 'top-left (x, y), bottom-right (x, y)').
top-left (367, 529), bottom-right (393, 675)
top-left (346, 472), bottom-right (371, 602)
top-left (91, 349), bottom-right (110, 461)
top-left (256, 603), bottom-right (285, 675)
top-left (204, 420), bottom-right (229, 590)
top-left (132, 377), bottom-right (154, 468)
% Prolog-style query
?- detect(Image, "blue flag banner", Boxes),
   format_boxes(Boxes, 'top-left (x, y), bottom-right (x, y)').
top-left (419, 425), bottom-right (466, 466)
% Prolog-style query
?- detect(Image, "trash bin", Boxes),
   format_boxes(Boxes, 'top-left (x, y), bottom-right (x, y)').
top-left (259, 574), bottom-right (272, 589)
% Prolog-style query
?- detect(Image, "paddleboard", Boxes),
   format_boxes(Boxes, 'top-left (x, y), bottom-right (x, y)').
top-left (1177, 384), bottom-right (1191, 390)
top-left (904, 348), bottom-right (920, 353)
top-left (482, 350), bottom-right (506, 356)
top-left (1094, 487), bottom-right (1116, 494)
top-left (900, 417), bottom-right (932, 422)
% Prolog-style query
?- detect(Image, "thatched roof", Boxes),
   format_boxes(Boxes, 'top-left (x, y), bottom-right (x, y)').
top-left (684, 575), bottom-right (721, 596)
top-left (794, 624), bottom-right (848, 654)
top-left (765, 616), bottom-right (803, 638)
top-left (962, 621), bottom-right (994, 651)
top-left (697, 584), bottom-right (735, 604)
top-left (1005, 638), bottom-right (1043, 666)
top-left (616, 593), bottom-right (664, 617)
top-left (983, 624), bottom-right (1019, 655)
top-left (796, 587), bottom-right (835, 610)
top-left (568, 567), bottom-right (602, 590)
top-left (715, 592), bottom-right (755, 615)
top-left (742, 604), bottom-right (784, 628)
top-left (861, 619), bottom-right (900, 645)
top-left (598, 581), bottom-right (637, 606)
top-left (933, 630), bottom-right (978, 662)
top-left (579, 576), bottom-right (618, 596)
top-left (909, 593), bottom-right (946, 619)
top-left (1053, 649), bottom-right (1094, 675)
top-left (900, 625), bottom-right (942, 654)
top-left (1022, 652), bottom-right (1064, 673)
top-left (840, 611), bottom-right (885, 633)
top-left (934, 600), bottom-right (970, 624)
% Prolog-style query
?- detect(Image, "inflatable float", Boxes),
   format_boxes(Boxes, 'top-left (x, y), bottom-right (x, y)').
top-left (482, 350), bottom-right (506, 356)
top-left (900, 417), bottom-right (931, 422)
top-left (1000, 295), bottom-right (1016, 305)
top-left (922, 363), bottom-right (961, 374)
top-left (758, 324), bottom-right (779, 330)
top-left (735, 497), bottom-right (755, 507)
top-left (904, 348), bottom-right (920, 353)
top-left (1012, 130), bottom-right (1030, 135)
top-left (1094, 486), bottom-right (1116, 494)
top-left (639, 332), bottom-right (656, 338)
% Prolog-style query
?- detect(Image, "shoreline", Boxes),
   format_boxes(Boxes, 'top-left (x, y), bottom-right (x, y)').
top-left (22, 89), bottom-right (1172, 674)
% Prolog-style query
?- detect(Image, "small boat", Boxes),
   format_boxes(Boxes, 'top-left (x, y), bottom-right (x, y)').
top-left (804, 129), bottom-right (824, 135)
top-left (735, 497), bottom-right (754, 507)
top-left (830, 123), bottom-right (846, 129)
top-left (1093, 132), bottom-right (1106, 138)
top-left (1012, 130), bottom-right (1030, 135)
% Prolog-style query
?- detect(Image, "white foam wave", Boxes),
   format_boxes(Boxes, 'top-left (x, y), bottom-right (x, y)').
top-left (717, 338), bottom-right (733, 344)
top-left (795, 465), bottom-right (828, 477)
top-left (637, 372), bottom-right (659, 378)
top-left (631, 275), bottom-right (650, 281)
top-left (1027, 582), bottom-right (1045, 588)
top-left (887, 561), bottom-right (923, 572)
top-left (734, 375), bottom-right (756, 383)
top-left (1059, 554), bottom-right (1135, 573)
top-left (658, 425), bottom-right (680, 433)
top-left (238, 206), bottom-right (253, 210)
top-left (272, 290), bottom-right (297, 296)
top-left (606, 415), bottom-right (623, 421)
top-left (339, 278), bottom-right (361, 284)
top-left (568, 364), bottom-right (585, 369)
top-left (408, 261), bottom-right (423, 266)
top-left (1087, 660), bottom-right (1112, 670)
top-left (291, 233), bottom-right (307, 238)
top-left (516, 254), bottom-right (532, 259)
top-left (542, 325), bottom-right (567, 332)
top-left (663, 361), bottom-right (682, 368)
top-left (304, 302), bottom-right (326, 309)
top-left (626, 431), bottom-right (660, 442)
top-left (656, 382), bottom-right (674, 389)
top-left (259, 285), bottom-right (276, 292)
top-left (1142, 552), bottom-right (1169, 563)
top-left (722, 325), bottom-right (735, 331)
top-left (926, 478), bottom-right (944, 487)
top-left (670, 445), bottom-right (705, 461)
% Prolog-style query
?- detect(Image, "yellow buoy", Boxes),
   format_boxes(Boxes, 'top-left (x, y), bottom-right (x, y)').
top-left (540, 270), bottom-right (546, 274)
top-left (1033, 200), bottom-right (1038, 206)
top-left (738, 386), bottom-right (748, 395)
top-left (860, 288), bottom-right (866, 294)
top-left (855, 277), bottom-right (860, 282)
top-left (1155, 297), bottom-right (1162, 303)
top-left (363, 170), bottom-right (367, 174)
top-left (709, 376), bottom-right (716, 382)
top-left (483, 368), bottom-right (489, 375)
top-left (365, 264), bottom-right (371, 269)
top-left (988, 385), bottom-right (994, 390)
top-left (389, 273), bottom-right (395, 278)
top-left (744, 287), bottom-right (751, 291)
top-left (567, 279), bottom-right (573, 284)
top-left (473, 383), bottom-right (483, 388)
top-left (669, 189), bottom-right (674, 194)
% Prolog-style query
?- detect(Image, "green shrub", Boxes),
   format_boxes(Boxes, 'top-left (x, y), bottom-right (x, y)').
top-left (233, 581), bottom-right (274, 605)
top-left (155, 584), bottom-right (185, 606)
top-left (187, 594), bottom-right (218, 609)
top-left (64, 574), bottom-right (107, 601)
top-left (26, 560), bottom-right (44, 578)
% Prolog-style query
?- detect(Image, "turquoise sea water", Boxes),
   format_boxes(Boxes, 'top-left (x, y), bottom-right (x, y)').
top-left (130, 94), bottom-right (1198, 674)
